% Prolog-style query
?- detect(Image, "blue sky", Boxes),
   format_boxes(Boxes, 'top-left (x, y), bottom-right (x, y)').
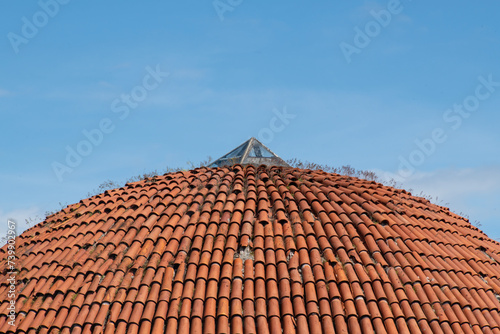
top-left (1, 1), bottom-right (499, 239)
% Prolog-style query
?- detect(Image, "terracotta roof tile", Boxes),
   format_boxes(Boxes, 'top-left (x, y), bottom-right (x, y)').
top-left (2, 165), bottom-right (500, 333)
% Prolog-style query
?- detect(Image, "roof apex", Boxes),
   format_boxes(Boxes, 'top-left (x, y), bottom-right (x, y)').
top-left (209, 137), bottom-right (289, 167)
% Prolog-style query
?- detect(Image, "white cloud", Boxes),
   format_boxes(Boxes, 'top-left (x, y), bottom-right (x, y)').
top-left (111, 62), bottom-right (132, 70)
top-left (396, 14), bottom-right (413, 24)
top-left (0, 207), bottom-right (44, 239)
top-left (378, 166), bottom-right (500, 200)
top-left (98, 81), bottom-right (115, 88)
top-left (171, 68), bottom-right (208, 81)
top-left (0, 89), bottom-right (11, 97)
top-left (376, 165), bottom-right (500, 239)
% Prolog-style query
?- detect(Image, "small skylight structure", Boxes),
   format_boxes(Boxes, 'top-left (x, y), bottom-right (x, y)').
top-left (209, 137), bottom-right (290, 167)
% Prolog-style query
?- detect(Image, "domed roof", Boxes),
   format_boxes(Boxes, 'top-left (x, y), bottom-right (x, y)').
top-left (2, 165), bottom-right (500, 334)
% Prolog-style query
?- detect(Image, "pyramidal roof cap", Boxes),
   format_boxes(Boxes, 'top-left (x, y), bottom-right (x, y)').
top-left (209, 137), bottom-right (290, 167)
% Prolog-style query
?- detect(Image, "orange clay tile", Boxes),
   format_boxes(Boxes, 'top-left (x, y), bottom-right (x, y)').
top-left (2, 165), bottom-right (500, 333)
